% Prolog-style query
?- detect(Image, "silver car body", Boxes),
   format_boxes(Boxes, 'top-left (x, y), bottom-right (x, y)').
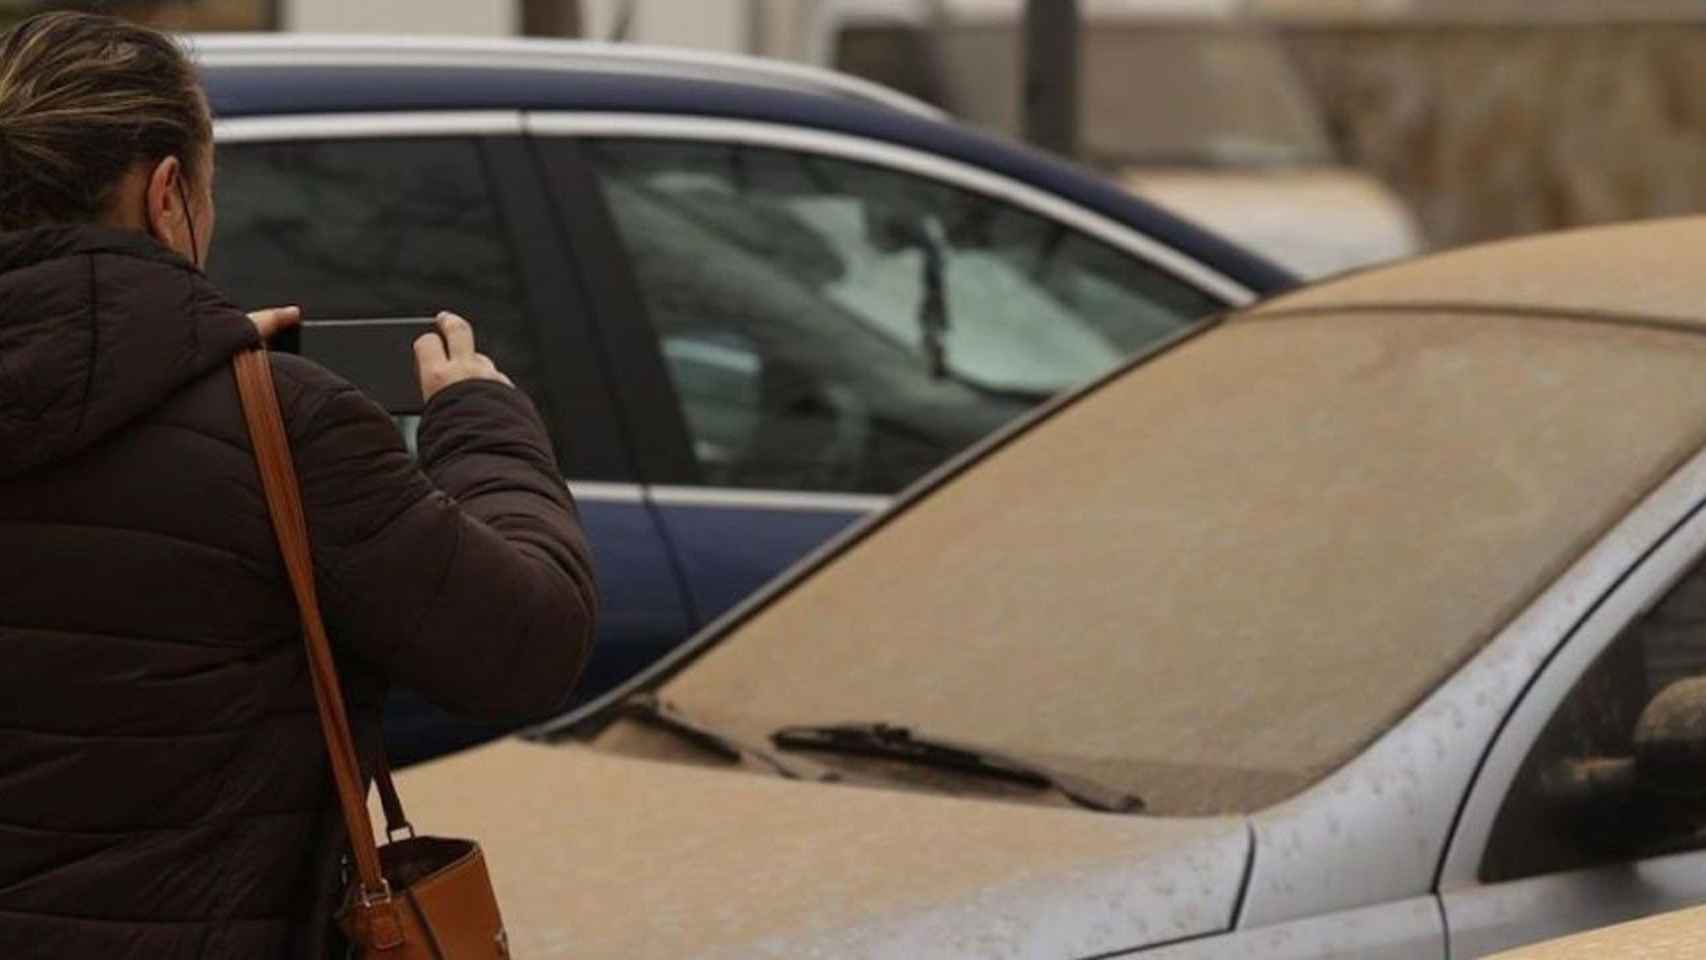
top-left (400, 218), bottom-right (1706, 958)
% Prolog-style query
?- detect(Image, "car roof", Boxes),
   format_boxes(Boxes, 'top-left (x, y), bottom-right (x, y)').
top-left (594, 217), bottom-right (1706, 815)
top-left (187, 34), bottom-right (943, 118)
top-left (189, 36), bottom-right (1295, 297)
top-left (1247, 215), bottom-right (1706, 325)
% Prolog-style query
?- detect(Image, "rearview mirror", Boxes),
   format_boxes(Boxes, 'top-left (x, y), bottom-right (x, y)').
top-left (864, 204), bottom-right (933, 254)
top-left (1538, 677), bottom-right (1706, 807)
top-left (1634, 676), bottom-right (1706, 798)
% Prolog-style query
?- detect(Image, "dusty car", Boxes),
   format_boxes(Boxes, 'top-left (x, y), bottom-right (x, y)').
top-left (395, 217), bottom-right (1706, 958)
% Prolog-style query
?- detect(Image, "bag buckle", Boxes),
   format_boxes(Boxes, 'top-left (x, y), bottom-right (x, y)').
top-left (357, 878), bottom-right (393, 908)
top-left (387, 821), bottom-right (416, 844)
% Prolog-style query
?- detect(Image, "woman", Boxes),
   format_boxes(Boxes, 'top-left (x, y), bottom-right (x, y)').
top-left (0, 12), bottom-right (597, 958)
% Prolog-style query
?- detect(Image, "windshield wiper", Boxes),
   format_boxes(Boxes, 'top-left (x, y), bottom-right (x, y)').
top-left (771, 722), bottom-right (1143, 814)
top-left (623, 694), bottom-right (841, 783)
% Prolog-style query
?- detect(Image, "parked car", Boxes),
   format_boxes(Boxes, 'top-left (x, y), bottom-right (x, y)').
top-left (190, 35), bottom-right (1292, 763)
top-left (815, 0), bottom-right (1426, 278)
top-left (398, 216), bottom-right (1706, 958)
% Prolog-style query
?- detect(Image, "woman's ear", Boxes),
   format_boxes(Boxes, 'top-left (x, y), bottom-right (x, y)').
top-left (142, 154), bottom-right (188, 256)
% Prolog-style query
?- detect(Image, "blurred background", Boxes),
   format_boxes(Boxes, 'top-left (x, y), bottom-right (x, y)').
top-left (8, 0), bottom-right (1706, 259)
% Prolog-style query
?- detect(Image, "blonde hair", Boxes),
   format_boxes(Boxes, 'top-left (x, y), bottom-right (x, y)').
top-left (0, 11), bottom-right (211, 231)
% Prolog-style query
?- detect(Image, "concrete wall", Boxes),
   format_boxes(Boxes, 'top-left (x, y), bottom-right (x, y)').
top-left (1281, 22), bottom-right (1706, 248)
top-left (0, 0), bottom-right (273, 29)
top-left (285, 0), bottom-right (514, 35)
top-left (580, 0), bottom-right (750, 49)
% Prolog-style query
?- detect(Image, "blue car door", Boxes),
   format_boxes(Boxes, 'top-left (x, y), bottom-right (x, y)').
top-left (539, 119), bottom-right (1232, 632)
top-left (643, 488), bottom-right (882, 625)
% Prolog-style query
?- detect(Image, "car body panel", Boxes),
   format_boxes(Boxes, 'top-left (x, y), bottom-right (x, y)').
top-left (394, 739), bottom-right (1253, 959)
top-left (647, 487), bottom-right (880, 620)
top-left (1249, 216), bottom-right (1706, 323)
top-left (562, 489), bottom-right (698, 695)
top-left (1144, 896), bottom-right (1444, 960)
top-left (1241, 447), bottom-right (1706, 929)
top-left (1446, 852), bottom-right (1706, 959)
top-left (1439, 475), bottom-right (1706, 893)
top-left (193, 33), bottom-right (947, 118)
top-left (1433, 471), bottom-right (1706, 955)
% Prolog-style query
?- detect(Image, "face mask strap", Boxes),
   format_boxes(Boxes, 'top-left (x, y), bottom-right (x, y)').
top-left (175, 173), bottom-right (200, 270)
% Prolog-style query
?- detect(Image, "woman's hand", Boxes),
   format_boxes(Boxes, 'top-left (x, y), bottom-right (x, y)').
top-left (414, 311), bottom-right (515, 403)
top-left (247, 305), bottom-right (301, 340)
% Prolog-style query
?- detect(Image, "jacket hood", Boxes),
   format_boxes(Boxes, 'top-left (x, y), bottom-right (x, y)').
top-left (395, 740), bottom-right (1253, 958)
top-left (0, 226), bottom-right (259, 478)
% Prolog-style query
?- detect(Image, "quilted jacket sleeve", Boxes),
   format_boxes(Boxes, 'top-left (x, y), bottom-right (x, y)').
top-left (280, 361), bottom-right (598, 724)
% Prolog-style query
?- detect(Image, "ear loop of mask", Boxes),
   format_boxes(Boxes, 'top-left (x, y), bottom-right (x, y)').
top-left (175, 175), bottom-right (200, 270)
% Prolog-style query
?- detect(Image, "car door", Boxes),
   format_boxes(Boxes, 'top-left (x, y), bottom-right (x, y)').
top-left (208, 112), bottom-right (692, 761)
top-left (532, 114), bottom-right (1244, 625)
top-left (1438, 495), bottom-right (1706, 956)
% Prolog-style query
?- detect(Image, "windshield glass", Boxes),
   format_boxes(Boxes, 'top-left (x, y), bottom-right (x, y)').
top-left (917, 24), bottom-right (1334, 167)
top-left (620, 311), bottom-right (1706, 816)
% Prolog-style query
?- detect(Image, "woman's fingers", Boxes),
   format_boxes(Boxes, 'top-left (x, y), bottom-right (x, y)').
top-left (414, 328), bottom-right (449, 398)
top-left (247, 305), bottom-right (301, 340)
top-left (246, 305), bottom-right (508, 403)
top-left (414, 329), bottom-right (448, 368)
top-left (436, 310), bottom-right (477, 359)
top-left (416, 313), bottom-right (515, 402)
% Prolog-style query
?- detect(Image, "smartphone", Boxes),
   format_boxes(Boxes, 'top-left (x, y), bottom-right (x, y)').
top-left (271, 317), bottom-right (441, 415)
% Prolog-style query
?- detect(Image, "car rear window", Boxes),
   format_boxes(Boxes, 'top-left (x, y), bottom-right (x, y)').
top-left (208, 137), bottom-right (550, 439)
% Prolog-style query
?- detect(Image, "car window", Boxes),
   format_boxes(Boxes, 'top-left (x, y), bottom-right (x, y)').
top-left (1482, 555), bottom-right (1706, 882)
top-left (209, 137), bottom-right (553, 457)
top-left (584, 138), bottom-right (1219, 495)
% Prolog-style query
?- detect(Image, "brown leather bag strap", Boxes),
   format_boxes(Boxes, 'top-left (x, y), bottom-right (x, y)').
top-left (374, 750), bottom-right (410, 840)
top-left (232, 348), bottom-right (394, 903)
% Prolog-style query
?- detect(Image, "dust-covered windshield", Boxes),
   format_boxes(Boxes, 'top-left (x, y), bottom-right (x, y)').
top-left (628, 310), bottom-right (1706, 816)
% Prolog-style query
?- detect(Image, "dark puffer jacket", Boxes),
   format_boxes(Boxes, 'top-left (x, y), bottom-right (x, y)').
top-left (0, 227), bottom-right (597, 958)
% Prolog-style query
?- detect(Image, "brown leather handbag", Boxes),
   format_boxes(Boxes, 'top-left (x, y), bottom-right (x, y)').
top-left (233, 348), bottom-right (513, 959)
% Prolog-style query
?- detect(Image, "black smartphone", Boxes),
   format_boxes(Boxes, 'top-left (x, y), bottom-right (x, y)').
top-left (270, 317), bottom-right (442, 415)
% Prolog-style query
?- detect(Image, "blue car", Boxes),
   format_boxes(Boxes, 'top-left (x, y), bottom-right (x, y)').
top-left (192, 36), bottom-right (1294, 763)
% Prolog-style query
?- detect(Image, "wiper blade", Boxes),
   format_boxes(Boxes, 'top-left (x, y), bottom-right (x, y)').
top-left (771, 722), bottom-right (1143, 814)
top-left (623, 694), bottom-right (840, 783)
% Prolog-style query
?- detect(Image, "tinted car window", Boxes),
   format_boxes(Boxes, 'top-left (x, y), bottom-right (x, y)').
top-left (586, 138), bottom-right (1218, 495)
top-left (210, 138), bottom-right (552, 450)
top-left (1482, 557), bottom-right (1706, 883)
